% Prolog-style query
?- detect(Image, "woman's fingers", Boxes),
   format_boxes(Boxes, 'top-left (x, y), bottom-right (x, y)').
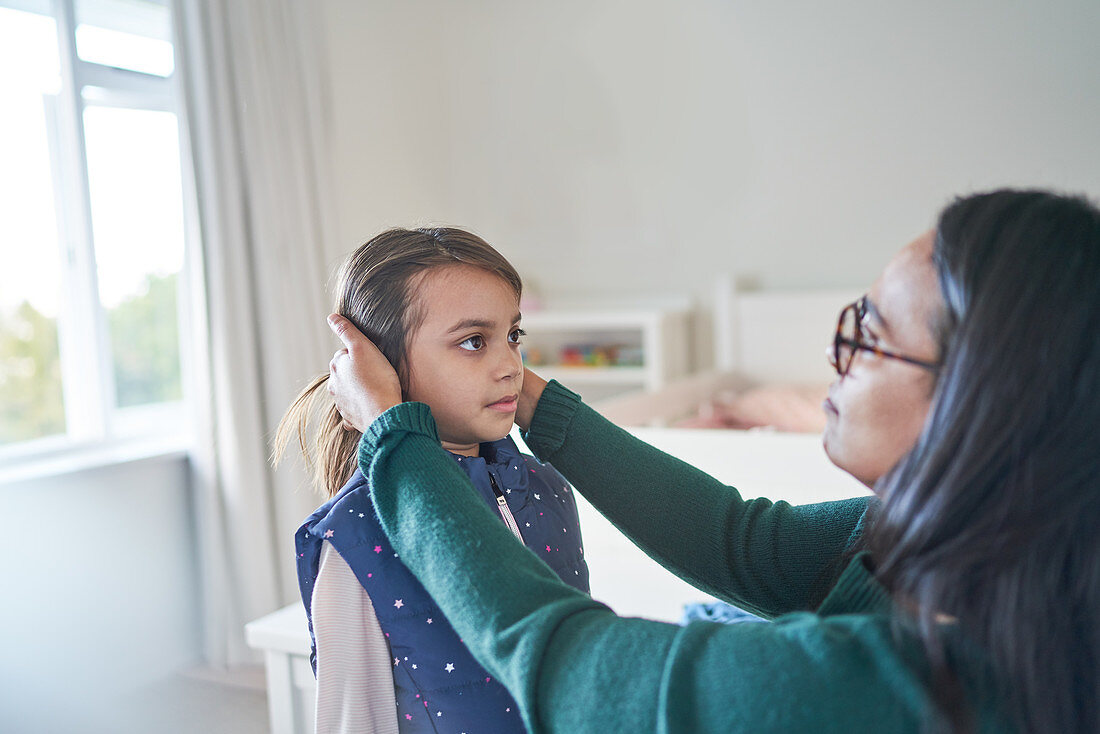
top-left (330, 348), bottom-right (349, 376)
top-left (515, 367), bottom-right (549, 430)
top-left (327, 314), bottom-right (359, 349)
top-left (325, 313), bottom-right (403, 431)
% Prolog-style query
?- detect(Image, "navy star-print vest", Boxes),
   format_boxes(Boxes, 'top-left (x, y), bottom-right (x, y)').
top-left (295, 436), bottom-right (589, 733)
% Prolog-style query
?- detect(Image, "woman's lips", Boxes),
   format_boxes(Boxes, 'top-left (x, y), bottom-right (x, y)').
top-left (823, 397), bottom-right (838, 415)
top-left (487, 396), bottom-right (518, 413)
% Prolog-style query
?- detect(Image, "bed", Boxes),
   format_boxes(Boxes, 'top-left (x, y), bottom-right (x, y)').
top-left (522, 277), bottom-right (872, 622)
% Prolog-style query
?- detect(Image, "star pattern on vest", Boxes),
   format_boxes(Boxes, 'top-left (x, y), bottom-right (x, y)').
top-left (301, 445), bottom-right (587, 733)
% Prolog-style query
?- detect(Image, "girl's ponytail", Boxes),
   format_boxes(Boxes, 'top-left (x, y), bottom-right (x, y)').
top-left (272, 372), bottom-right (361, 497)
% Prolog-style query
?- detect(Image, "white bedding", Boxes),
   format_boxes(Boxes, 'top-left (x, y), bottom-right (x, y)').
top-left (512, 423), bottom-right (869, 623)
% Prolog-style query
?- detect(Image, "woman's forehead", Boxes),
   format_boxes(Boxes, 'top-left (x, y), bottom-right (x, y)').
top-left (868, 231), bottom-right (941, 347)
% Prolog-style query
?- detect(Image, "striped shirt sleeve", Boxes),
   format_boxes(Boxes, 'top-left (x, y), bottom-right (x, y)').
top-left (312, 540), bottom-right (399, 734)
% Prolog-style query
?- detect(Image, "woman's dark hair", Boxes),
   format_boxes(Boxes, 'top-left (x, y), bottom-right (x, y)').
top-left (864, 189), bottom-right (1100, 733)
top-left (272, 227), bottom-right (522, 496)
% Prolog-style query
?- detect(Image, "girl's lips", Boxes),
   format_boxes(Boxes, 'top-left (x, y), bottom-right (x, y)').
top-left (823, 397), bottom-right (838, 415)
top-left (487, 396), bottom-right (518, 413)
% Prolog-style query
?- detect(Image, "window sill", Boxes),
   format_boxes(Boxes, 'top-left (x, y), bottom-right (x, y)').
top-left (0, 433), bottom-right (192, 486)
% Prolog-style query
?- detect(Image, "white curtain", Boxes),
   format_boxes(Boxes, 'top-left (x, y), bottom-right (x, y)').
top-left (173, 0), bottom-right (337, 665)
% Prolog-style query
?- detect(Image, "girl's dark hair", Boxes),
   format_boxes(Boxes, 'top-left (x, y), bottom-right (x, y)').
top-left (272, 227), bottom-right (522, 496)
top-left (865, 189), bottom-right (1100, 733)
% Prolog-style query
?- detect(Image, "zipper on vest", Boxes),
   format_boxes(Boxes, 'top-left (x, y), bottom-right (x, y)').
top-left (487, 473), bottom-right (524, 543)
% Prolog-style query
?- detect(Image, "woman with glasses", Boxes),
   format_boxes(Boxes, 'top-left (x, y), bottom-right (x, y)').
top-left (323, 189), bottom-right (1099, 733)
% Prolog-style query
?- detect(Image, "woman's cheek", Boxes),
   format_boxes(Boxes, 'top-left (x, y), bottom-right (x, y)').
top-left (826, 381), bottom-right (888, 486)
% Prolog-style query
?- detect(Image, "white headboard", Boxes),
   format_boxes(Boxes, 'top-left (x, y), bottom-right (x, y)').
top-left (592, 277), bottom-right (865, 426)
top-left (714, 275), bottom-right (862, 385)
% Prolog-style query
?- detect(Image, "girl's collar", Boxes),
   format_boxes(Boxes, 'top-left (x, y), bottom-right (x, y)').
top-left (448, 435), bottom-right (529, 489)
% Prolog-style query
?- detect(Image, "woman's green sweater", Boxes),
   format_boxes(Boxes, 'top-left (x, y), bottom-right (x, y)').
top-left (357, 381), bottom-right (1005, 733)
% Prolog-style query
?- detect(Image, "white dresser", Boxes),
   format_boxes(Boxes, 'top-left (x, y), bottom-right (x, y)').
top-left (245, 603), bottom-right (315, 734)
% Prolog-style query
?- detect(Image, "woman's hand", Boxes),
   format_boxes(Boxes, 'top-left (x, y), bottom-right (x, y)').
top-left (326, 314), bottom-right (403, 432)
top-left (515, 367), bottom-right (548, 431)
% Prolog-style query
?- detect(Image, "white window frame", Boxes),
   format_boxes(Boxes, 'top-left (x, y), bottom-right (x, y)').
top-left (0, 0), bottom-right (197, 471)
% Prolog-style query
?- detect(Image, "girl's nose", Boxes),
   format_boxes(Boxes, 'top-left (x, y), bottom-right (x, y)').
top-left (495, 344), bottom-right (523, 380)
top-left (507, 350), bottom-right (524, 380)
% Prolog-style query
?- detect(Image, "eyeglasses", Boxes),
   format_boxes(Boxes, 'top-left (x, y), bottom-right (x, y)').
top-left (831, 297), bottom-right (939, 377)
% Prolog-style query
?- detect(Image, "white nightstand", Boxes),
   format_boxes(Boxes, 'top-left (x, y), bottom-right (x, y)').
top-left (245, 603), bottom-right (315, 734)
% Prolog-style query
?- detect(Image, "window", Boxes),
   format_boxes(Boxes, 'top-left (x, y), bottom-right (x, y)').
top-left (0, 0), bottom-right (191, 460)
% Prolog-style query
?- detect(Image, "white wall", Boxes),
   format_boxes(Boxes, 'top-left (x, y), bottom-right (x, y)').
top-left (318, 0), bottom-right (1100, 323)
top-left (0, 453), bottom-right (201, 733)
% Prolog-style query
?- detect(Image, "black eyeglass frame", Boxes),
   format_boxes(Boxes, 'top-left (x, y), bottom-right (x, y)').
top-left (832, 297), bottom-right (940, 377)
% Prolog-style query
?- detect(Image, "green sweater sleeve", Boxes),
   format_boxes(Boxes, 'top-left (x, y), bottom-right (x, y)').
top-left (523, 381), bottom-right (869, 617)
top-left (358, 401), bottom-right (932, 734)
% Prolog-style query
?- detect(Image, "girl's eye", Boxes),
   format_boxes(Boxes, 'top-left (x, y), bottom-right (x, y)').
top-left (458, 335), bottom-right (485, 351)
top-left (509, 328), bottom-right (526, 344)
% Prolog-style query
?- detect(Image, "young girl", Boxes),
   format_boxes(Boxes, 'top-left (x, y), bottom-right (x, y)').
top-left (274, 227), bottom-right (589, 733)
